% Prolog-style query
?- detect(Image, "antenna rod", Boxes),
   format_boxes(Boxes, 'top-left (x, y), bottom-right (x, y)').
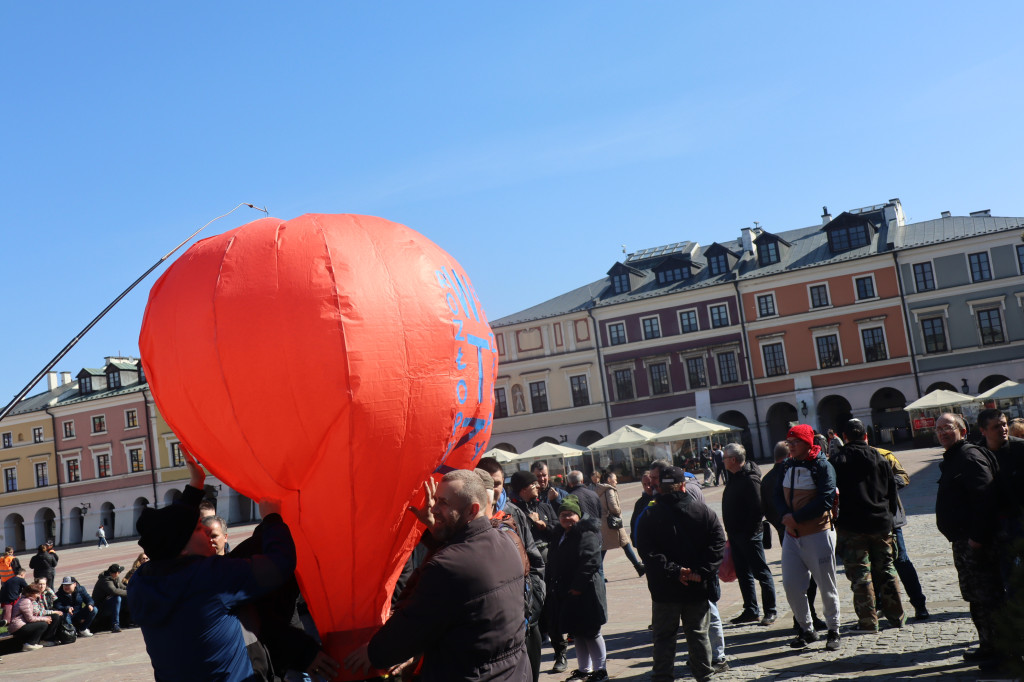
top-left (0, 202), bottom-right (267, 423)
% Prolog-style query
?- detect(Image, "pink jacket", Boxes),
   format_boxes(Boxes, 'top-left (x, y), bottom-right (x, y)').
top-left (9, 596), bottom-right (48, 632)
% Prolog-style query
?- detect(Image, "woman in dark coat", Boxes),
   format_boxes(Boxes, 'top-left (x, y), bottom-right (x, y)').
top-left (545, 495), bottom-right (609, 681)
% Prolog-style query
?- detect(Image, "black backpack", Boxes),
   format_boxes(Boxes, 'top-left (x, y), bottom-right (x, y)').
top-left (56, 618), bottom-right (77, 645)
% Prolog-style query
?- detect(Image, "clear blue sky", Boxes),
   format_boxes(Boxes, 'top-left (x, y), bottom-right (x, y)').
top-left (2, 2), bottom-right (1023, 405)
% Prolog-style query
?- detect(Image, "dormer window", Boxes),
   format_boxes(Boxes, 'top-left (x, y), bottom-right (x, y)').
top-left (656, 267), bottom-right (689, 285)
top-left (611, 273), bottom-right (630, 294)
top-left (108, 371), bottom-right (121, 389)
top-left (708, 253), bottom-right (728, 276)
top-left (828, 223), bottom-right (870, 252)
top-left (80, 376), bottom-right (93, 394)
top-left (758, 241), bottom-right (780, 266)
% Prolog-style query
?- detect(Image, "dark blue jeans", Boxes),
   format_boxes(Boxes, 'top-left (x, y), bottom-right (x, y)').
top-left (893, 527), bottom-right (926, 610)
top-left (98, 595), bottom-right (121, 628)
top-left (67, 605), bottom-right (97, 631)
top-left (731, 530), bottom-right (777, 616)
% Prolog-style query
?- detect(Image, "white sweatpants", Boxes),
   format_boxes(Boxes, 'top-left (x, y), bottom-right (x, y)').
top-left (781, 528), bottom-right (841, 632)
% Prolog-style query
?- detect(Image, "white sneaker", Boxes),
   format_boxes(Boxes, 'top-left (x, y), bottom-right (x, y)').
top-left (22, 643), bottom-right (43, 651)
top-left (79, 628), bottom-right (93, 637)
top-left (41, 640), bottom-right (58, 647)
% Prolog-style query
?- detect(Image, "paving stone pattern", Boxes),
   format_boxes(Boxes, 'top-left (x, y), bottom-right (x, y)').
top-left (0, 447), bottom-right (1010, 680)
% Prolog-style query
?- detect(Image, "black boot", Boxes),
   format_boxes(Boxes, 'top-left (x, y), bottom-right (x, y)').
top-left (551, 651), bottom-right (568, 673)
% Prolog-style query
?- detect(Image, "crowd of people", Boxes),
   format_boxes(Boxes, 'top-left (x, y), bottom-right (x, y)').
top-left (2, 409), bottom-right (1023, 680)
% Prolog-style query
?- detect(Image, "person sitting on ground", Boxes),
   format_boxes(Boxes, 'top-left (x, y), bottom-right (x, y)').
top-left (1, 565), bottom-right (29, 624)
top-left (33, 577), bottom-right (61, 618)
top-left (124, 553), bottom-right (149, 584)
top-left (9, 584), bottom-right (60, 651)
top-left (55, 575), bottom-right (95, 636)
top-left (92, 563), bottom-right (128, 632)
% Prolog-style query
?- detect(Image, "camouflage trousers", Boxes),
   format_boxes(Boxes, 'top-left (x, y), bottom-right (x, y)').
top-left (836, 530), bottom-right (905, 629)
top-left (951, 539), bottom-right (1004, 649)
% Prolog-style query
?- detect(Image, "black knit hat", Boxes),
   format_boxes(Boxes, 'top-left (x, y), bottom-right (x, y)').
top-left (136, 504), bottom-right (198, 560)
top-left (509, 470), bottom-right (538, 495)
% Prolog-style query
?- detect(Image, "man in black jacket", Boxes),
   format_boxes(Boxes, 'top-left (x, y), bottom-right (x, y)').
top-left (831, 419), bottom-right (904, 632)
top-left (636, 466), bottom-right (726, 682)
top-left (565, 471), bottom-right (602, 521)
top-left (722, 443), bottom-right (776, 626)
top-left (28, 543), bottom-right (58, 587)
top-left (347, 469), bottom-right (529, 682)
top-left (935, 412), bottom-right (1003, 669)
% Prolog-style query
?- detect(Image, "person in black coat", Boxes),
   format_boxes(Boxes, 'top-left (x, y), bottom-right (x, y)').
top-left (546, 495), bottom-right (608, 682)
top-left (28, 544), bottom-right (58, 587)
top-left (564, 471), bottom-right (603, 522)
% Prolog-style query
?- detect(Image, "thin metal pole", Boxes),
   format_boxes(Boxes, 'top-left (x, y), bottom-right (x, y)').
top-left (0, 202), bottom-right (267, 423)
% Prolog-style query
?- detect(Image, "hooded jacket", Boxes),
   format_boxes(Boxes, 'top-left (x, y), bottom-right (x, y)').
top-left (774, 454), bottom-right (837, 537)
top-left (830, 440), bottom-right (897, 535)
top-left (127, 513), bottom-right (296, 682)
top-left (546, 516), bottom-right (607, 638)
top-left (636, 490), bottom-right (725, 604)
top-left (55, 583), bottom-right (95, 614)
top-left (936, 439), bottom-right (998, 544)
top-left (92, 571), bottom-right (128, 604)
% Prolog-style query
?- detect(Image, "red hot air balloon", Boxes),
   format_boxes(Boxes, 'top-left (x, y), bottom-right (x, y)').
top-left (139, 213), bottom-right (497, 679)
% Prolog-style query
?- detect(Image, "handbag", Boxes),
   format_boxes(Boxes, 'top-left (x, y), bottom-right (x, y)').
top-left (607, 514), bottom-right (623, 530)
top-left (57, 617), bottom-right (77, 645)
top-left (719, 541), bottom-right (737, 582)
top-left (762, 520), bottom-right (773, 550)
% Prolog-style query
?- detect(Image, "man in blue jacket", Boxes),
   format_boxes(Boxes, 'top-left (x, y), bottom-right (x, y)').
top-left (127, 463), bottom-right (296, 682)
top-left (54, 575), bottom-right (96, 636)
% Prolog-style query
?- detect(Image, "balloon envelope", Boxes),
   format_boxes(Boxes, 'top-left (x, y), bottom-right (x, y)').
top-left (140, 213), bottom-right (497, 678)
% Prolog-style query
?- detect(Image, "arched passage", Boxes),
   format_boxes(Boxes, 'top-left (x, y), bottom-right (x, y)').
top-left (33, 507), bottom-right (56, 547)
top-left (100, 501), bottom-right (116, 540)
top-left (766, 402), bottom-right (798, 446)
top-left (533, 436), bottom-right (559, 447)
top-left (717, 410), bottom-right (754, 460)
top-left (980, 374), bottom-right (1010, 394)
top-left (817, 395), bottom-right (853, 435)
top-left (926, 381), bottom-right (957, 393)
top-left (132, 497), bottom-right (150, 534)
top-left (164, 489), bottom-right (182, 506)
top-left (68, 506), bottom-right (84, 545)
top-left (870, 387), bottom-right (911, 444)
top-left (491, 442), bottom-right (517, 454)
top-left (3, 513), bottom-right (26, 551)
top-left (576, 430), bottom-right (603, 448)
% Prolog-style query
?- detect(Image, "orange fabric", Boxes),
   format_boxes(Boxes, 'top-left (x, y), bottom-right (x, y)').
top-left (140, 214), bottom-right (497, 679)
top-left (0, 555), bottom-right (14, 583)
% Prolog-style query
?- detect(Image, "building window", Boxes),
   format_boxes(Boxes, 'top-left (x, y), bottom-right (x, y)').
top-left (708, 253), bottom-right (728, 276)
top-left (608, 322), bottom-right (627, 346)
top-left (679, 310), bottom-right (699, 333)
top-left (570, 375), bottom-right (590, 407)
top-left (130, 448), bottom-right (145, 473)
top-left (828, 224), bottom-right (870, 252)
top-left (108, 371), bottom-right (121, 389)
top-left (709, 304), bottom-right (729, 328)
top-left (529, 381), bottom-right (549, 413)
top-left (32, 427), bottom-right (44, 443)
top-left (2, 432), bottom-right (11, 448)
top-left (92, 415), bottom-right (106, 433)
top-left (97, 454), bottom-right (111, 478)
top-left (657, 267), bottom-right (689, 285)
top-left (4, 468), bottom-right (16, 492)
top-left (969, 252), bottom-right (992, 282)
top-left (67, 459), bottom-right (81, 483)
top-left (758, 241), bottom-right (780, 266)
top-left (125, 409), bottom-right (138, 428)
top-left (855, 276), bottom-right (876, 300)
top-left (762, 343), bottom-right (787, 377)
top-left (80, 376), bottom-right (92, 394)
top-left (171, 442), bottom-right (186, 467)
top-left (978, 308), bottom-right (1005, 345)
top-left (494, 388), bottom-right (509, 418)
top-left (649, 363), bottom-right (671, 395)
top-left (613, 369), bottom-right (634, 401)
top-left (642, 317), bottom-right (661, 340)
top-left (611, 273), bottom-right (630, 294)
top-left (35, 463), bottom-right (48, 487)
top-left (717, 352), bottom-right (739, 384)
top-left (756, 294), bottom-right (776, 318)
top-left (815, 334), bottom-right (842, 369)
top-left (913, 262), bottom-right (935, 292)
top-left (63, 421), bottom-right (75, 439)
top-left (809, 284), bottom-right (830, 308)
top-left (922, 317), bottom-right (948, 353)
top-left (861, 327), bottom-right (888, 362)
top-left (686, 357), bottom-right (707, 388)
top-left (1018, 245), bottom-right (1024, 275)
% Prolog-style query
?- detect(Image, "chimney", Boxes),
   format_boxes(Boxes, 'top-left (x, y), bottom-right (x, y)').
top-left (940, 211), bottom-right (952, 218)
top-left (884, 198), bottom-right (905, 227)
top-left (61, 372), bottom-right (72, 385)
top-left (821, 206), bottom-right (832, 225)
top-left (741, 227), bottom-right (755, 255)
top-left (970, 209), bottom-right (991, 217)
top-left (47, 372), bottom-right (59, 391)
